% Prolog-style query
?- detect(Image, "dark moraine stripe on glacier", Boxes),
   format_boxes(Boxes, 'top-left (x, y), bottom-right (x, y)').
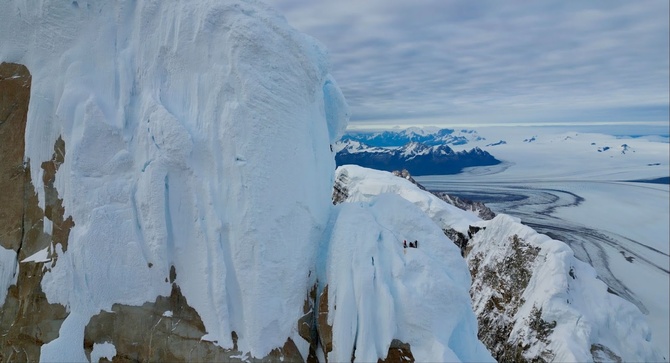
top-left (625, 176), bottom-right (670, 184)
top-left (415, 177), bottom-right (670, 315)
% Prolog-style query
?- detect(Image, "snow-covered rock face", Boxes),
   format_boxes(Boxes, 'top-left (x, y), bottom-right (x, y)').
top-left (0, 0), bottom-right (348, 361)
top-left (335, 140), bottom-right (501, 176)
top-left (467, 215), bottom-right (663, 363)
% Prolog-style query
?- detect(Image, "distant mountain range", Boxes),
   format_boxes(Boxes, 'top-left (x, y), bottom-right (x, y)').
top-left (341, 127), bottom-right (485, 147)
top-left (335, 140), bottom-right (500, 176)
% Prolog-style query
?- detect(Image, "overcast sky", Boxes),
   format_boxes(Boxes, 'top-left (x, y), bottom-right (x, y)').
top-left (267, 0), bottom-right (669, 130)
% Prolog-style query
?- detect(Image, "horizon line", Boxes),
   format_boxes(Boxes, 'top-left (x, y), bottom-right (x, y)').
top-left (346, 120), bottom-right (670, 131)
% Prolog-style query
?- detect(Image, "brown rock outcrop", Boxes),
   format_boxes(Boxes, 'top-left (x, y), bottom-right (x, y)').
top-left (0, 62), bottom-right (31, 252)
top-left (316, 285), bottom-right (333, 360)
top-left (0, 63), bottom-right (71, 362)
top-left (378, 339), bottom-right (415, 363)
top-left (84, 266), bottom-right (306, 362)
top-left (298, 282), bottom-right (319, 363)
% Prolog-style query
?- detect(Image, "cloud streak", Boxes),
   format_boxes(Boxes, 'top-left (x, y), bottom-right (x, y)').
top-left (267, 0), bottom-right (669, 128)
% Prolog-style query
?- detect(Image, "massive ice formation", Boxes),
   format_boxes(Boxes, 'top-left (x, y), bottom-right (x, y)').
top-left (1, 0), bottom-right (347, 360)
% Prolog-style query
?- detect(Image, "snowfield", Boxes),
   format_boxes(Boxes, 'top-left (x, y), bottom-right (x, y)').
top-left (451, 126), bottom-right (670, 182)
top-left (336, 164), bottom-right (481, 234)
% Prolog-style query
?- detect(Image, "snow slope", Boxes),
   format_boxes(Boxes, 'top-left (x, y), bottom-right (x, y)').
top-left (1, 0), bottom-right (348, 360)
top-left (336, 165), bottom-right (481, 234)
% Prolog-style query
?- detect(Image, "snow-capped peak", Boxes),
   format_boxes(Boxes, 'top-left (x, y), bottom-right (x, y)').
top-left (400, 141), bottom-right (431, 158)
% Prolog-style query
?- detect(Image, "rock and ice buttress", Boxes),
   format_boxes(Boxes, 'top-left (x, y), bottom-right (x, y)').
top-left (1, 0), bottom-right (349, 360)
top-left (0, 1), bottom-right (493, 362)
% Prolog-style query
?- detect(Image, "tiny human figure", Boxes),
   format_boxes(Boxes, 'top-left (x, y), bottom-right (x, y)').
top-left (409, 241), bottom-right (415, 248)
top-left (403, 240), bottom-right (407, 248)
top-left (414, 240), bottom-right (418, 248)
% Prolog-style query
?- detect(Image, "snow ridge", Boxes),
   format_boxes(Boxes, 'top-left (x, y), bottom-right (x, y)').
top-left (336, 165), bottom-right (481, 234)
top-left (324, 189), bottom-right (493, 362)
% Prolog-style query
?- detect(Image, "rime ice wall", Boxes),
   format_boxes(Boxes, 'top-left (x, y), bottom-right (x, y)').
top-left (0, 0), bottom-right (348, 360)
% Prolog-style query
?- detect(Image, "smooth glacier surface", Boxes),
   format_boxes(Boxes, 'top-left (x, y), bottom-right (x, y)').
top-left (1, 0), bottom-right (348, 359)
top-left (450, 127), bottom-right (670, 182)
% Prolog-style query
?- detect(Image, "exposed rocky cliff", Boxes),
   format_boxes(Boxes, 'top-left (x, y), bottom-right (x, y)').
top-left (0, 63), bottom-right (71, 362)
top-left (466, 215), bottom-right (662, 362)
top-left (82, 266), bottom-right (304, 362)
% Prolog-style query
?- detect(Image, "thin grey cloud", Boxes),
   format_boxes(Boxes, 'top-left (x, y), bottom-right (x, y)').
top-left (267, 0), bottom-right (669, 127)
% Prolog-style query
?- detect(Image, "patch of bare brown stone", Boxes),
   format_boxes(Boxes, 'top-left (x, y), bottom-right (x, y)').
top-left (0, 63), bottom-right (70, 362)
top-left (298, 282), bottom-right (319, 363)
top-left (378, 340), bottom-right (415, 363)
top-left (84, 266), bottom-right (305, 362)
top-left (316, 285), bottom-right (333, 361)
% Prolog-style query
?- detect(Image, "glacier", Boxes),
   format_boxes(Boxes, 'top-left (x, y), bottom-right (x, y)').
top-left (0, 0), bottom-right (492, 362)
